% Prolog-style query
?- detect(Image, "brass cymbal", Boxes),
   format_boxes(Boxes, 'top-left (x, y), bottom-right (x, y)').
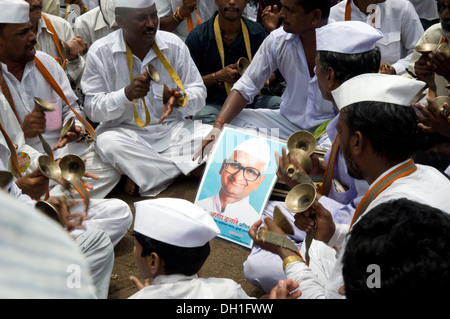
top-left (285, 183), bottom-right (316, 213)
top-left (415, 43), bottom-right (439, 54)
top-left (287, 149), bottom-right (312, 174)
top-left (286, 130), bottom-right (316, 156)
top-left (33, 97), bottom-right (56, 112)
top-left (146, 63), bottom-right (161, 83)
top-left (273, 206), bottom-right (294, 235)
top-left (60, 117), bottom-right (75, 138)
top-left (237, 57), bottom-right (250, 76)
top-left (35, 200), bottom-right (61, 224)
top-left (38, 155), bottom-right (61, 181)
top-left (0, 170), bottom-right (13, 188)
top-left (162, 84), bottom-right (171, 104)
top-left (59, 154), bottom-right (85, 182)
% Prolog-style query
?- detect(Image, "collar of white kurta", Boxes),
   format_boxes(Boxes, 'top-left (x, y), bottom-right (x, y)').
top-left (152, 274), bottom-right (198, 286)
top-left (112, 29), bottom-right (169, 60)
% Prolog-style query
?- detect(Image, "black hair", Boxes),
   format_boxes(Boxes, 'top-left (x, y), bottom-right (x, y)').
top-left (132, 231), bottom-right (211, 276)
top-left (318, 47), bottom-right (381, 84)
top-left (342, 101), bottom-right (418, 162)
top-left (297, 0), bottom-right (331, 19)
top-left (343, 198), bottom-right (450, 298)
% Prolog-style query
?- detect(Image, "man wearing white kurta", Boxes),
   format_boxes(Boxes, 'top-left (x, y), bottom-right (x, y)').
top-left (27, 0), bottom-right (86, 95)
top-left (74, 0), bottom-right (117, 49)
top-left (330, 0), bottom-right (424, 75)
top-left (0, 50), bottom-right (122, 199)
top-left (250, 74), bottom-right (450, 299)
top-left (81, 0), bottom-right (211, 197)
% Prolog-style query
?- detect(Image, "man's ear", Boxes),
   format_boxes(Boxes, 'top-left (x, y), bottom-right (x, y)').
top-left (327, 67), bottom-right (340, 91)
top-left (351, 131), bottom-right (366, 157)
top-left (147, 252), bottom-right (161, 276)
top-left (311, 9), bottom-right (323, 26)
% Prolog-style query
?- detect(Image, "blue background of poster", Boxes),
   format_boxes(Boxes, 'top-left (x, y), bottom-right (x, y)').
top-left (195, 126), bottom-right (286, 248)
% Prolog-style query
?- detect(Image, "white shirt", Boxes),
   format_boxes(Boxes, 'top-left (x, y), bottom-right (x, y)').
top-left (128, 274), bottom-right (252, 299)
top-left (0, 190), bottom-right (96, 298)
top-left (330, 0), bottom-right (424, 75)
top-left (155, 0), bottom-right (218, 41)
top-left (81, 29), bottom-right (206, 151)
top-left (197, 194), bottom-right (260, 229)
top-left (0, 95), bottom-right (41, 175)
top-left (407, 0), bottom-right (439, 20)
top-left (232, 26), bottom-right (335, 132)
top-left (1, 51), bottom-right (86, 156)
top-left (73, 0), bottom-right (116, 49)
top-left (285, 160), bottom-right (450, 299)
top-left (37, 13), bottom-right (86, 85)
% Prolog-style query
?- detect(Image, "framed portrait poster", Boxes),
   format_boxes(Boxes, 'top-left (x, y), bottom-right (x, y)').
top-left (194, 125), bottom-right (287, 249)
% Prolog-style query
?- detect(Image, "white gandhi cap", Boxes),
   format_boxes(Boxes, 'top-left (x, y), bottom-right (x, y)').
top-left (331, 73), bottom-right (427, 111)
top-left (231, 137), bottom-right (271, 172)
top-left (316, 21), bottom-right (383, 54)
top-left (134, 198), bottom-right (220, 248)
top-left (113, 0), bottom-right (154, 8)
top-left (0, 0), bottom-right (29, 24)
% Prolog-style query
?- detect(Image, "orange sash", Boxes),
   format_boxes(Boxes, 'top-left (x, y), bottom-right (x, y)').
top-left (350, 159), bottom-right (417, 227)
top-left (41, 14), bottom-right (67, 70)
top-left (318, 135), bottom-right (340, 196)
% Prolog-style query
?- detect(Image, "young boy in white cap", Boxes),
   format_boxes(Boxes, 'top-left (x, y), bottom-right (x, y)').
top-left (243, 20), bottom-right (384, 294)
top-left (128, 198), bottom-right (301, 299)
top-left (250, 73), bottom-right (450, 299)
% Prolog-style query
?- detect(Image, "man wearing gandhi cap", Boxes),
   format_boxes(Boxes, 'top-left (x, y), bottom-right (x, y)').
top-left (250, 73), bottom-right (450, 299)
top-left (81, 0), bottom-right (212, 197)
top-left (196, 137), bottom-right (270, 228)
top-left (127, 198), bottom-right (301, 299)
top-left (244, 20), bottom-right (383, 294)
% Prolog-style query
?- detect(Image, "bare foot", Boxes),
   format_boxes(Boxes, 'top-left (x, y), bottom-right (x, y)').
top-left (124, 177), bottom-right (138, 196)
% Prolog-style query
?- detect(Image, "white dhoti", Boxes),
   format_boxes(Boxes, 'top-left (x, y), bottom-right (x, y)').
top-left (95, 120), bottom-right (212, 197)
top-left (73, 228), bottom-right (115, 299)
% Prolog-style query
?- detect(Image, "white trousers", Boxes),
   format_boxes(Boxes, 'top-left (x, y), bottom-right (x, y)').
top-left (70, 198), bottom-right (133, 247)
top-left (94, 120), bottom-right (211, 197)
top-left (73, 228), bottom-right (115, 299)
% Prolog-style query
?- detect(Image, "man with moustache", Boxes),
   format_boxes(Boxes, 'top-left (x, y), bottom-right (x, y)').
top-left (185, 0), bottom-right (280, 124)
top-left (81, 0), bottom-right (211, 197)
top-left (249, 73), bottom-right (450, 299)
top-left (193, 0), bottom-right (336, 162)
top-left (25, 0), bottom-right (86, 98)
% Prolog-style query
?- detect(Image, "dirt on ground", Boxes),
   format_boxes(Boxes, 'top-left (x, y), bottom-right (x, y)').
top-left (105, 177), bottom-right (265, 299)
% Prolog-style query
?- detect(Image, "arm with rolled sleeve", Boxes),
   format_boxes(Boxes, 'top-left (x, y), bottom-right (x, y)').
top-left (231, 31), bottom-right (278, 104)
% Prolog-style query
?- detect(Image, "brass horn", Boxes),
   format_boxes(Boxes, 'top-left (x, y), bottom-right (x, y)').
top-left (285, 130), bottom-right (316, 181)
top-left (285, 183), bottom-right (317, 213)
top-left (0, 170), bottom-right (13, 189)
top-left (273, 206), bottom-right (294, 235)
top-left (33, 97), bottom-right (56, 157)
top-left (145, 63), bottom-right (161, 83)
top-left (59, 154), bottom-right (85, 184)
top-left (237, 57), bottom-right (250, 76)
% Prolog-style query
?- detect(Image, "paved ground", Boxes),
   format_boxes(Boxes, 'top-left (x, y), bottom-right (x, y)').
top-left (105, 176), bottom-right (265, 299)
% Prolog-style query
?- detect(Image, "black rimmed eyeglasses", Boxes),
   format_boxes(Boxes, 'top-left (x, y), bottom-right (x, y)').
top-left (223, 160), bottom-right (261, 182)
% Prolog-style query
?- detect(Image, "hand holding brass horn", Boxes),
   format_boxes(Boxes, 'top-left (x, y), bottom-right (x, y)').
top-left (414, 43), bottom-right (450, 92)
top-left (33, 97), bottom-right (56, 158)
top-left (0, 170), bottom-right (13, 189)
top-left (237, 57), bottom-right (250, 76)
top-left (59, 154), bottom-right (89, 202)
